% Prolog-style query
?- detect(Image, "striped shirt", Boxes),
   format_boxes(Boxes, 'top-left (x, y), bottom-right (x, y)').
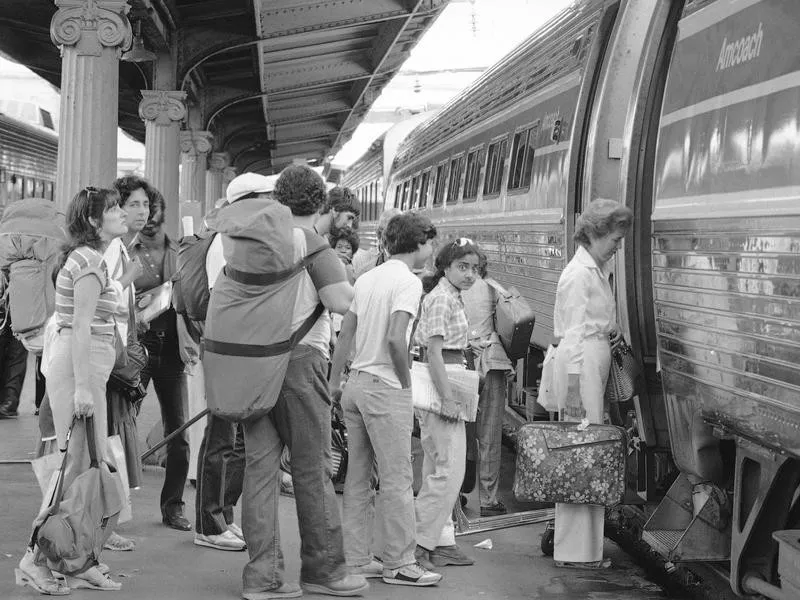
top-left (415, 276), bottom-right (469, 350)
top-left (55, 246), bottom-right (118, 338)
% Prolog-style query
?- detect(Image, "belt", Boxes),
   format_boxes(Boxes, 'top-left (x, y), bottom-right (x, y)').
top-left (438, 349), bottom-right (466, 365)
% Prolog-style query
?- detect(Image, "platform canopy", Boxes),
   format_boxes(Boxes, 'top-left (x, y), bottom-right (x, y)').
top-left (0, 0), bottom-right (448, 174)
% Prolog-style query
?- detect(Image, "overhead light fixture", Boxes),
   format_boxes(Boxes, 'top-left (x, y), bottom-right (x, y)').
top-left (122, 20), bottom-right (156, 63)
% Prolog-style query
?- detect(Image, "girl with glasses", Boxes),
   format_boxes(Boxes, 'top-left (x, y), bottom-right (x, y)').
top-left (413, 237), bottom-right (481, 570)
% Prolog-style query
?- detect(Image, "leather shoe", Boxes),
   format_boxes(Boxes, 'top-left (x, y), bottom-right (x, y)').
top-left (430, 544), bottom-right (474, 567)
top-left (162, 512), bottom-right (191, 531)
top-left (301, 574), bottom-right (368, 596)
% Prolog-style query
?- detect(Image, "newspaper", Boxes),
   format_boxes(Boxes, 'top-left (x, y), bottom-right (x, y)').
top-left (136, 281), bottom-right (173, 323)
top-left (411, 362), bottom-right (480, 422)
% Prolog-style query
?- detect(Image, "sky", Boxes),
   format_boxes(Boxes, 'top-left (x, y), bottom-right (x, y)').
top-left (0, 0), bottom-right (574, 169)
top-left (331, 0), bottom-right (575, 168)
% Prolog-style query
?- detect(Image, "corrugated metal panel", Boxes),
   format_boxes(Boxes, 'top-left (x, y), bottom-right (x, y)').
top-left (653, 221), bottom-right (800, 458)
top-left (0, 114), bottom-right (58, 179)
top-left (393, 0), bottom-right (605, 173)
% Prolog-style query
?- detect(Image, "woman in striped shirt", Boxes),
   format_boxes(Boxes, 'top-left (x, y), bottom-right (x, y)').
top-left (17, 187), bottom-right (128, 595)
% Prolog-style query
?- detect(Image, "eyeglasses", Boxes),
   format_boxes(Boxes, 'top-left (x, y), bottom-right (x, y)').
top-left (83, 186), bottom-right (99, 200)
top-left (453, 237), bottom-right (474, 247)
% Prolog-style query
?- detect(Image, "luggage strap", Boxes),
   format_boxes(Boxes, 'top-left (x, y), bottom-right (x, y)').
top-left (222, 246), bottom-right (326, 287)
top-left (203, 303), bottom-right (324, 357)
top-left (485, 277), bottom-right (511, 299)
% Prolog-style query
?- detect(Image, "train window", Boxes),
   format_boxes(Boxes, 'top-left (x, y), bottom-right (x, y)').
top-left (394, 185), bottom-right (402, 208)
top-left (39, 109), bottom-right (55, 130)
top-left (432, 162), bottom-right (449, 206)
top-left (35, 180), bottom-right (44, 197)
top-left (400, 180), bottom-right (410, 209)
top-left (483, 138), bottom-right (509, 196)
top-left (447, 155), bottom-right (465, 204)
top-left (509, 125), bottom-right (537, 191)
top-left (419, 169), bottom-right (430, 208)
top-left (409, 175), bottom-right (420, 208)
top-left (463, 147), bottom-right (484, 202)
top-left (46, 182), bottom-right (54, 201)
top-left (25, 178), bottom-right (35, 198)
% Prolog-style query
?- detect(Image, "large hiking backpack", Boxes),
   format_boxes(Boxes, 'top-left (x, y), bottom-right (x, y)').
top-left (173, 231), bottom-right (216, 322)
top-left (0, 198), bottom-right (67, 354)
top-left (202, 197), bottom-right (328, 422)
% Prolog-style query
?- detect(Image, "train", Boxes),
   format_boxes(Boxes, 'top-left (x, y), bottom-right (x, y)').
top-left (0, 99), bottom-right (58, 209)
top-left (339, 0), bottom-right (800, 597)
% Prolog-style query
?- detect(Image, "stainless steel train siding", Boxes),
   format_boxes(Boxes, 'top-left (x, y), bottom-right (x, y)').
top-left (0, 113), bottom-right (57, 204)
top-left (653, 0), bottom-right (800, 477)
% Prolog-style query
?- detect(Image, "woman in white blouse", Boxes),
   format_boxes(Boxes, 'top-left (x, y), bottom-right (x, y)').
top-left (552, 198), bottom-right (633, 568)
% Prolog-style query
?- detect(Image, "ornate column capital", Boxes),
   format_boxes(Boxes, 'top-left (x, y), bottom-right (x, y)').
top-left (50, 0), bottom-right (132, 57)
top-left (180, 130), bottom-right (214, 156)
top-left (208, 152), bottom-right (230, 172)
top-left (139, 90), bottom-right (187, 126)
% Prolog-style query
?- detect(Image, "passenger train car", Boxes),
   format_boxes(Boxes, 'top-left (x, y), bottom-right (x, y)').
top-left (0, 99), bottom-right (58, 210)
top-left (341, 0), bottom-right (800, 596)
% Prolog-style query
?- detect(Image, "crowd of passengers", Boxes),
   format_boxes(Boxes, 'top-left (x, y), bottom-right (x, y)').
top-left (6, 163), bottom-right (633, 598)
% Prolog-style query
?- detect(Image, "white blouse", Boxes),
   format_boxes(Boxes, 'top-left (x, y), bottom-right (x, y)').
top-left (553, 245), bottom-right (616, 375)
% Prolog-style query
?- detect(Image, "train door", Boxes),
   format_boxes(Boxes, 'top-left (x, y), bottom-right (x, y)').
top-left (623, 0), bottom-right (686, 500)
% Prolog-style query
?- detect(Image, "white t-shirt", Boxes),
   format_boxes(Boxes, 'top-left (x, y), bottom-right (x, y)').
top-left (103, 237), bottom-right (132, 343)
top-left (349, 259), bottom-right (422, 388)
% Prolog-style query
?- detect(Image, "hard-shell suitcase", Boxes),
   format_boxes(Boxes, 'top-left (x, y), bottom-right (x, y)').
top-left (513, 422), bottom-right (626, 506)
top-left (486, 279), bottom-right (535, 361)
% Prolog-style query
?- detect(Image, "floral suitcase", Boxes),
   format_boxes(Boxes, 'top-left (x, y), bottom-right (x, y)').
top-left (513, 422), bottom-right (627, 506)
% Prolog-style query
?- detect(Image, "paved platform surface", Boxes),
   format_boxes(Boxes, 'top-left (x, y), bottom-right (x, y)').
top-left (0, 359), bottom-right (680, 599)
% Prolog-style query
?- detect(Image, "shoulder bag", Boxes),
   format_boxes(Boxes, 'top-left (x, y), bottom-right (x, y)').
top-left (605, 335), bottom-right (641, 403)
top-left (485, 278), bottom-right (536, 361)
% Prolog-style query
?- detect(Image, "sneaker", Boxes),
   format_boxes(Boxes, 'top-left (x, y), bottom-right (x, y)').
top-left (430, 544), bottom-right (474, 567)
top-left (382, 562), bottom-right (441, 587)
top-left (414, 545), bottom-right (435, 571)
top-left (194, 530), bottom-right (246, 551)
top-left (350, 560), bottom-right (383, 579)
top-left (280, 472), bottom-right (295, 497)
top-left (228, 523), bottom-right (245, 541)
top-left (243, 582), bottom-right (302, 599)
top-left (480, 501), bottom-right (507, 517)
top-left (301, 574), bottom-right (368, 596)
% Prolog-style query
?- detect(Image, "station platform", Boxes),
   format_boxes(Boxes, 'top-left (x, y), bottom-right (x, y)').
top-left (0, 363), bottom-right (675, 600)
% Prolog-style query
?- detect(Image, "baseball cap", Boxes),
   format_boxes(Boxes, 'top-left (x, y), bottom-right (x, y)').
top-left (226, 173), bottom-right (275, 203)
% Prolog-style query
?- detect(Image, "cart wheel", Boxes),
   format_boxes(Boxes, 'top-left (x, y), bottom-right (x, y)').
top-left (541, 522), bottom-right (555, 556)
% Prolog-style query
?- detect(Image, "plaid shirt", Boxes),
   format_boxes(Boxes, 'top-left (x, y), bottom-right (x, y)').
top-left (415, 276), bottom-right (468, 350)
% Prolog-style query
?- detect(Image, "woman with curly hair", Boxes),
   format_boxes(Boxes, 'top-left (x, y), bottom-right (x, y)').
top-left (16, 187), bottom-right (128, 594)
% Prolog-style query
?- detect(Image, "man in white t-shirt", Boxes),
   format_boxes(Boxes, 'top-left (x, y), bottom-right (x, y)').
top-left (328, 212), bottom-right (442, 587)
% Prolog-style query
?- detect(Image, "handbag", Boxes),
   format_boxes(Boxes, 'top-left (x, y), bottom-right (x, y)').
top-left (485, 278), bottom-right (536, 361)
top-left (110, 283), bottom-right (148, 390)
top-left (536, 344), bottom-right (560, 413)
top-left (513, 422), bottom-right (627, 506)
top-left (605, 336), bottom-right (641, 403)
top-left (33, 417), bottom-right (125, 576)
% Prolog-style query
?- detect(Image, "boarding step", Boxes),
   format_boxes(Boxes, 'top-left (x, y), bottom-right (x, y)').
top-left (642, 473), bottom-right (730, 562)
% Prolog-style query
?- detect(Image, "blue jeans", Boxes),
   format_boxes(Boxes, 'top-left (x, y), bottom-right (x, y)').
top-left (342, 371), bottom-right (416, 569)
top-left (241, 345), bottom-right (346, 593)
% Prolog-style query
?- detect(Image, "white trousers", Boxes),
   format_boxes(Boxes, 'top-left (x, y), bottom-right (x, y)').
top-left (554, 338), bottom-right (610, 563)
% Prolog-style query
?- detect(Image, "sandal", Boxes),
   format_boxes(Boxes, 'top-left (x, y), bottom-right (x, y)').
top-left (103, 531), bottom-right (136, 552)
top-left (66, 566), bottom-right (121, 591)
top-left (16, 550), bottom-right (70, 596)
top-left (555, 558), bottom-right (612, 569)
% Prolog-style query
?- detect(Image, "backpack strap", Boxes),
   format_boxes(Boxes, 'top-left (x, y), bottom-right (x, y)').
top-left (203, 303), bottom-right (324, 357)
top-left (222, 245), bottom-right (327, 286)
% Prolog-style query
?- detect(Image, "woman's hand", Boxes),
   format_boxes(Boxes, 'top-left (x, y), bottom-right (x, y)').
top-left (137, 293), bottom-right (153, 309)
top-left (74, 394), bottom-right (94, 417)
top-left (439, 398), bottom-right (461, 423)
top-left (609, 323), bottom-right (622, 345)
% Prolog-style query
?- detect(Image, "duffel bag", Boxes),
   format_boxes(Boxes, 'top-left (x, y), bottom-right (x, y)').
top-left (513, 422), bottom-right (626, 506)
top-left (486, 278), bottom-right (535, 361)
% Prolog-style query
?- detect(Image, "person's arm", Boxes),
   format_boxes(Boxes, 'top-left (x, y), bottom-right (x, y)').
top-left (176, 314), bottom-right (200, 367)
top-left (318, 281), bottom-right (354, 315)
top-left (386, 310), bottom-right (413, 388)
top-left (329, 310), bottom-right (357, 400)
top-left (116, 255), bottom-right (143, 290)
top-left (427, 335), bottom-right (459, 422)
top-left (72, 274), bottom-right (102, 417)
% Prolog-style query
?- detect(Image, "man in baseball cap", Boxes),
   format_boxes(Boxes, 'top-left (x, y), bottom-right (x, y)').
top-left (225, 173), bottom-right (276, 204)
